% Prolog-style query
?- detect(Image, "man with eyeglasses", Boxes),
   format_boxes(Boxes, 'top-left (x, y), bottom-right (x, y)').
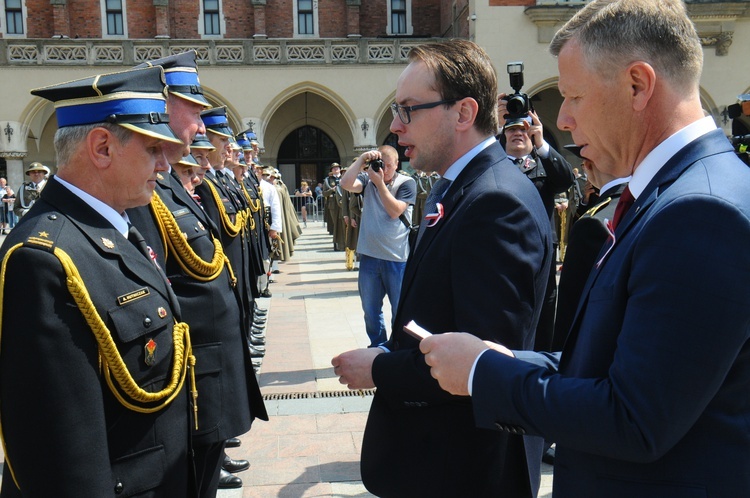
top-left (332, 40), bottom-right (551, 497)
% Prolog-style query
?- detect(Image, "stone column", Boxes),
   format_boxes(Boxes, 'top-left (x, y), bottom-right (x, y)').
top-left (153, 0), bottom-right (171, 39)
top-left (50, 0), bottom-right (71, 37)
top-left (0, 122), bottom-right (29, 190)
top-left (252, 0), bottom-right (267, 39)
top-left (346, 0), bottom-right (361, 38)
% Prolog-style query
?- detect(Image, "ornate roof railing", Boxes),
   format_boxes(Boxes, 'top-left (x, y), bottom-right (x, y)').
top-left (0, 38), bottom-right (439, 66)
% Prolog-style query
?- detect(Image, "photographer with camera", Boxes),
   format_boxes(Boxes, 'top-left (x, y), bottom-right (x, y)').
top-left (498, 65), bottom-right (574, 356)
top-left (340, 145), bottom-right (416, 347)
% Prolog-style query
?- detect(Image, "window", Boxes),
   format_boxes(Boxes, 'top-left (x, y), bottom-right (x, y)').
top-left (105, 0), bottom-right (123, 35)
top-left (297, 0), bottom-right (313, 35)
top-left (5, 0), bottom-right (23, 35)
top-left (204, 0), bottom-right (220, 35)
top-left (387, 0), bottom-right (412, 36)
top-left (391, 0), bottom-right (406, 35)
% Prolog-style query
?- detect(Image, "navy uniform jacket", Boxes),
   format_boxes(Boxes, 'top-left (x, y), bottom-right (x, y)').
top-left (552, 182), bottom-right (627, 351)
top-left (127, 172), bottom-right (267, 448)
top-left (473, 129), bottom-right (750, 497)
top-left (0, 178), bottom-right (191, 497)
top-left (362, 141), bottom-right (552, 498)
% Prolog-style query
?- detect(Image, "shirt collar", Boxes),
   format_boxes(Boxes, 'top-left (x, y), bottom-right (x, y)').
top-left (441, 136), bottom-right (497, 182)
top-left (53, 176), bottom-right (130, 237)
top-left (628, 116), bottom-right (716, 199)
top-left (599, 176), bottom-right (631, 196)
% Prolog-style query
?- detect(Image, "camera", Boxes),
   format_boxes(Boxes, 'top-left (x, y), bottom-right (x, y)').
top-left (503, 61), bottom-right (533, 120)
top-left (731, 134), bottom-right (749, 164)
top-left (369, 158), bottom-right (383, 172)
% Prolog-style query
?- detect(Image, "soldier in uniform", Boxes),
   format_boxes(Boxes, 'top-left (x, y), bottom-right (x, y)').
top-left (551, 146), bottom-right (629, 351)
top-left (341, 171), bottom-right (363, 271)
top-left (13, 162), bottom-right (49, 219)
top-left (323, 163), bottom-right (341, 238)
top-left (124, 53), bottom-right (266, 496)
top-left (196, 108), bottom-right (266, 361)
top-left (0, 67), bottom-right (195, 497)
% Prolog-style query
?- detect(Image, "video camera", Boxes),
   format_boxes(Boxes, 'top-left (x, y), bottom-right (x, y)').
top-left (503, 62), bottom-right (533, 120)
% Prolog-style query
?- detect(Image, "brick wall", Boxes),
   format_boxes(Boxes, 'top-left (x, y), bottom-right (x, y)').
top-left (26, 0), bottom-right (56, 38)
top-left (126, 1), bottom-right (156, 38)
top-left (18, 0), bottom-right (450, 40)
top-left (171, 0), bottom-right (201, 38)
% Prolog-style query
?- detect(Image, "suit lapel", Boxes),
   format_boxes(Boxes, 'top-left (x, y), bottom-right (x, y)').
top-left (399, 143), bottom-right (502, 308)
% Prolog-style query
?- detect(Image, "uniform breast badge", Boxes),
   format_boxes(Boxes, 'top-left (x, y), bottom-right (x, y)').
top-left (101, 237), bottom-right (115, 249)
top-left (144, 338), bottom-right (157, 366)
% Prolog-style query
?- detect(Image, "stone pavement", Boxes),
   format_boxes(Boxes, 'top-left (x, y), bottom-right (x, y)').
top-left (0, 222), bottom-right (553, 497)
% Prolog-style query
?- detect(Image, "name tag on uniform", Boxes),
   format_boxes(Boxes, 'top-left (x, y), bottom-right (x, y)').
top-left (172, 208), bottom-right (189, 218)
top-left (117, 288), bottom-right (150, 306)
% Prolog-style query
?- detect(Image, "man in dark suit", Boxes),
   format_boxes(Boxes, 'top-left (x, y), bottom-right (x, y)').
top-left (551, 145), bottom-right (629, 351)
top-left (421, 1), bottom-right (750, 497)
top-left (0, 67), bottom-right (194, 497)
top-left (332, 40), bottom-right (552, 497)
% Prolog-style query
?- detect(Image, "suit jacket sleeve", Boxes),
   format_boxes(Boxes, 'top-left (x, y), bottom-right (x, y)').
top-left (471, 195), bottom-right (750, 463)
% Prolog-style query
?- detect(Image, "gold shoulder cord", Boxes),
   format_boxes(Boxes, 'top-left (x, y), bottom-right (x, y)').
top-left (242, 182), bottom-right (262, 213)
top-left (149, 193), bottom-right (236, 286)
top-left (237, 182), bottom-right (257, 231)
top-left (0, 243), bottom-right (198, 490)
top-left (204, 180), bottom-right (245, 237)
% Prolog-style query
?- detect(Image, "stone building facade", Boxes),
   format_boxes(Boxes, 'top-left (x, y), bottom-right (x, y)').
top-left (0, 0), bottom-right (747, 191)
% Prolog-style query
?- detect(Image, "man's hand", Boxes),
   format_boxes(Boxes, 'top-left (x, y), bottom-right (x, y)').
top-left (268, 229), bottom-right (278, 240)
top-left (497, 93), bottom-right (509, 123)
top-left (526, 110), bottom-right (544, 148)
top-left (362, 149), bottom-right (385, 187)
top-left (331, 348), bottom-right (383, 390)
top-left (420, 333), bottom-right (489, 396)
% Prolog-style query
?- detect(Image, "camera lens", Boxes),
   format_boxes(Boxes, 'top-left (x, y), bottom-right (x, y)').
top-left (507, 95), bottom-right (527, 115)
top-left (370, 159), bottom-right (383, 172)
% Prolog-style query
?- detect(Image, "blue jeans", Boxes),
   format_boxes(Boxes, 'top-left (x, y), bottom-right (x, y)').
top-left (358, 254), bottom-right (406, 347)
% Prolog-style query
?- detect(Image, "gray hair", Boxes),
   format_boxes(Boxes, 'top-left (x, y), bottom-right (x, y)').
top-left (550, 0), bottom-right (703, 93)
top-left (54, 123), bottom-right (133, 166)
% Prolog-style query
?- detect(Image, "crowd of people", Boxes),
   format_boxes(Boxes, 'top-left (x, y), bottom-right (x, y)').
top-left (1, 1), bottom-right (749, 497)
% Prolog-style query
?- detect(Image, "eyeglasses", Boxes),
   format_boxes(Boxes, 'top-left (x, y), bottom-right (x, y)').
top-left (390, 98), bottom-right (462, 125)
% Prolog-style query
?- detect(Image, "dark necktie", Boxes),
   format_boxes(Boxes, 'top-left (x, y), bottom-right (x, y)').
top-left (127, 223), bottom-right (152, 261)
top-left (415, 177), bottom-right (451, 248)
top-left (611, 185), bottom-right (635, 230)
top-left (128, 223), bottom-right (179, 312)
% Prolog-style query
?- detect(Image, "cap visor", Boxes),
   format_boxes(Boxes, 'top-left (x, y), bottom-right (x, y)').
top-left (564, 144), bottom-right (584, 158)
top-left (206, 126), bottom-right (234, 138)
top-left (172, 91), bottom-right (212, 108)
top-left (119, 123), bottom-right (184, 144)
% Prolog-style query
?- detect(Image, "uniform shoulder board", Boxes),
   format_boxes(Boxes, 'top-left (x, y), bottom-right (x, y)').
top-left (21, 212), bottom-right (66, 253)
top-left (584, 197), bottom-right (613, 218)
